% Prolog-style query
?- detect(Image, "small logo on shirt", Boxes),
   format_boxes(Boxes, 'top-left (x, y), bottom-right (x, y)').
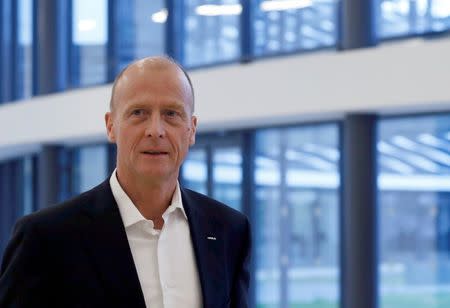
top-left (207, 236), bottom-right (216, 240)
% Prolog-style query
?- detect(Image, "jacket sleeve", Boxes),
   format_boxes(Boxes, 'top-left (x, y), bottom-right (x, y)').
top-left (0, 217), bottom-right (55, 307)
top-left (229, 217), bottom-right (252, 308)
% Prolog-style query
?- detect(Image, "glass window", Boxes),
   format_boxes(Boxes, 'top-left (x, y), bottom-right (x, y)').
top-left (183, 0), bottom-right (241, 67)
top-left (59, 144), bottom-right (108, 200)
top-left (255, 124), bottom-right (340, 307)
top-left (378, 114), bottom-right (450, 308)
top-left (212, 146), bottom-right (242, 211)
top-left (252, 0), bottom-right (339, 57)
top-left (114, 0), bottom-right (166, 74)
top-left (72, 145), bottom-right (108, 194)
top-left (182, 147), bottom-right (208, 195)
top-left (16, 0), bottom-right (33, 99)
top-left (181, 135), bottom-right (243, 211)
top-left (71, 0), bottom-right (108, 86)
top-left (378, 0), bottom-right (450, 39)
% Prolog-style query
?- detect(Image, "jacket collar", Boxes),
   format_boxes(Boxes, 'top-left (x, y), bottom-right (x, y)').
top-left (181, 188), bottom-right (228, 308)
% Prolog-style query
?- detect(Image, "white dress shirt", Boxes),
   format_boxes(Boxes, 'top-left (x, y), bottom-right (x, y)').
top-left (109, 170), bottom-right (203, 308)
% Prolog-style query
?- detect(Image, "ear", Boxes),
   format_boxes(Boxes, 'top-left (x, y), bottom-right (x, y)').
top-left (189, 116), bottom-right (197, 146)
top-left (105, 112), bottom-right (116, 143)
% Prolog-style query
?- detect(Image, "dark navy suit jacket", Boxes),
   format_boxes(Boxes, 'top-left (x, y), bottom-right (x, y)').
top-left (0, 179), bottom-right (251, 308)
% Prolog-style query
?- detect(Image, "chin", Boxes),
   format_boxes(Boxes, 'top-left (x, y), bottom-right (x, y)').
top-left (137, 168), bottom-right (173, 180)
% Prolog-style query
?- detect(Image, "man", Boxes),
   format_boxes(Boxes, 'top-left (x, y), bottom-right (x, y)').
top-left (0, 56), bottom-right (251, 307)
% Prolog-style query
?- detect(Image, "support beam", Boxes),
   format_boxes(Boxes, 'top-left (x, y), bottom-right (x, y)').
top-left (38, 145), bottom-right (60, 209)
top-left (341, 114), bottom-right (378, 308)
top-left (35, 0), bottom-right (69, 95)
top-left (340, 0), bottom-right (377, 49)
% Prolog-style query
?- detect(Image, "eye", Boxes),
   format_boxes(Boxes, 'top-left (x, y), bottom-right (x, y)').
top-left (131, 109), bottom-right (145, 117)
top-left (165, 110), bottom-right (179, 118)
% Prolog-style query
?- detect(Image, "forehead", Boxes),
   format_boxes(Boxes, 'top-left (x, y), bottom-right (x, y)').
top-left (113, 62), bottom-right (192, 110)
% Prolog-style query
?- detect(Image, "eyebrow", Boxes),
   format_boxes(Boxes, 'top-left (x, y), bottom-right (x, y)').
top-left (161, 103), bottom-right (186, 111)
top-left (123, 101), bottom-right (187, 113)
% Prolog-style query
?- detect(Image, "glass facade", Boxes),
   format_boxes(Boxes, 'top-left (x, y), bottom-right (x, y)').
top-left (181, 135), bottom-right (243, 211)
top-left (252, 0), bottom-right (339, 56)
top-left (182, 0), bottom-right (242, 67)
top-left (212, 146), bottom-right (242, 211)
top-left (182, 147), bottom-right (208, 194)
top-left (114, 0), bottom-right (166, 74)
top-left (57, 145), bottom-right (109, 202)
top-left (71, 0), bottom-right (108, 86)
top-left (255, 124), bottom-right (340, 307)
top-left (72, 145), bottom-right (108, 194)
top-left (17, 0), bottom-right (33, 99)
top-left (378, 0), bottom-right (450, 38)
top-left (378, 114), bottom-right (450, 308)
top-left (1, 0), bottom-right (450, 104)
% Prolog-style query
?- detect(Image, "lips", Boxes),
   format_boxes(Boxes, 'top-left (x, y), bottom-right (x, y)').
top-left (141, 151), bottom-right (168, 155)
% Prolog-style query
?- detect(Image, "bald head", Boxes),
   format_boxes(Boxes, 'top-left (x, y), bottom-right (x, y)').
top-left (109, 56), bottom-right (195, 114)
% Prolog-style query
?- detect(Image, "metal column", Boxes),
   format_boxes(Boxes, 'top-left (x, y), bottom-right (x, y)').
top-left (38, 146), bottom-right (60, 209)
top-left (340, 0), bottom-right (377, 49)
top-left (341, 114), bottom-right (378, 308)
top-left (35, 0), bottom-right (69, 95)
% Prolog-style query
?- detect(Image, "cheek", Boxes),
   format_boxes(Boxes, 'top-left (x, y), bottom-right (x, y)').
top-left (116, 127), bottom-right (140, 151)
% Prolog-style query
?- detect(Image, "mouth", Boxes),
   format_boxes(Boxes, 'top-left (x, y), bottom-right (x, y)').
top-left (141, 151), bottom-right (169, 156)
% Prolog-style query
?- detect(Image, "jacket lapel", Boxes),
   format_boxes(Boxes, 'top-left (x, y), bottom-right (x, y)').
top-left (181, 188), bottom-right (228, 308)
top-left (80, 181), bottom-right (146, 308)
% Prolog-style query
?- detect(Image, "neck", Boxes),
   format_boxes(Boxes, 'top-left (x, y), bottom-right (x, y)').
top-left (115, 169), bottom-right (177, 224)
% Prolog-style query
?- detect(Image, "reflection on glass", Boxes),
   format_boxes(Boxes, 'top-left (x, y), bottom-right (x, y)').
top-left (17, 0), bottom-right (33, 99)
top-left (212, 147), bottom-right (242, 211)
top-left (72, 0), bottom-right (108, 86)
top-left (252, 0), bottom-right (339, 56)
top-left (255, 185), bottom-right (282, 306)
top-left (73, 145), bottom-right (107, 194)
top-left (378, 114), bottom-right (450, 308)
top-left (115, 0), bottom-right (165, 73)
top-left (378, 0), bottom-right (450, 38)
top-left (255, 125), bottom-right (340, 308)
top-left (183, 0), bottom-right (241, 67)
top-left (182, 148), bottom-right (208, 195)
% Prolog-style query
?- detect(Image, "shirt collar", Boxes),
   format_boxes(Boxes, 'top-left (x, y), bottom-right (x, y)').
top-left (109, 169), bottom-right (187, 228)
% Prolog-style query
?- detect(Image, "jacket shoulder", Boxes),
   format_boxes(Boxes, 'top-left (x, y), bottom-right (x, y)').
top-left (16, 180), bottom-right (110, 234)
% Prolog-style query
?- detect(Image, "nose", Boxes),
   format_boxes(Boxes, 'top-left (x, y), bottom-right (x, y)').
top-left (145, 114), bottom-right (165, 138)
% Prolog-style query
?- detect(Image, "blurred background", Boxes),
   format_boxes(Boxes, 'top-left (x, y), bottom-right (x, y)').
top-left (1, 0), bottom-right (450, 307)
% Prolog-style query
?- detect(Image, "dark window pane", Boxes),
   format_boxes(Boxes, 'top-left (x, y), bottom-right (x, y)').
top-left (378, 114), bottom-right (450, 307)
